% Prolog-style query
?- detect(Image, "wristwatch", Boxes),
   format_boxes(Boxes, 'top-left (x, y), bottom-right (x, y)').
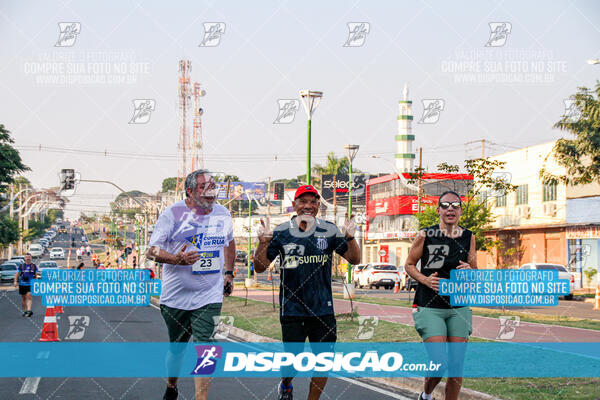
top-left (224, 270), bottom-right (234, 276)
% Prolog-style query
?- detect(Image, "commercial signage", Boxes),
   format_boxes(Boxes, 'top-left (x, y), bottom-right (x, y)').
top-left (566, 226), bottom-right (600, 239)
top-left (367, 196), bottom-right (437, 216)
top-left (216, 182), bottom-right (266, 200)
top-left (321, 174), bottom-right (377, 205)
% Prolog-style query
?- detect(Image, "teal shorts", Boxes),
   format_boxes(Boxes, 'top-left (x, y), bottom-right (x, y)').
top-left (413, 306), bottom-right (472, 341)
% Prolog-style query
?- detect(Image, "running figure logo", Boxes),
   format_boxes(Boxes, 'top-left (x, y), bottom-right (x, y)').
top-left (355, 316), bottom-right (379, 340)
top-left (418, 99), bottom-right (445, 124)
top-left (55, 22), bottom-right (81, 47)
top-left (496, 316), bottom-right (520, 340)
top-left (211, 316), bottom-right (234, 340)
top-left (563, 99), bottom-right (582, 123)
top-left (191, 345), bottom-right (222, 375)
top-left (425, 245), bottom-right (449, 269)
top-left (273, 99), bottom-right (300, 124)
top-left (65, 316), bottom-right (90, 340)
top-left (129, 99), bottom-right (156, 124)
top-left (343, 22), bottom-right (370, 47)
top-left (199, 23), bottom-right (226, 47)
top-left (485, 22), bottom-right (512, 47)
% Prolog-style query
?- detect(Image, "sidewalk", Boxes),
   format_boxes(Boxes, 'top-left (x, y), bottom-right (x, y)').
top-left (239, 289), bottom-right (600, 342)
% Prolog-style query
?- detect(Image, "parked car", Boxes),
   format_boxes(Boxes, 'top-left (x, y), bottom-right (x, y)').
top-left (235, 250), bottom-right (248, 264)
top-left (0, 263), bottom-right (18, 282)
top-left (352, 264), bottom-right (368, 286)
top-left (9, 258), bottom-right (25, 268)
top-left (49, 248), bottom-right (65, 260)
top-left (28, 244), bottom-right (44, 258)
top-left (405, 276), bottom-right (419, 291)
top-left (520, 263), bottom-right (575, 300)
top-left (358, 263), bottom-right (401, 289)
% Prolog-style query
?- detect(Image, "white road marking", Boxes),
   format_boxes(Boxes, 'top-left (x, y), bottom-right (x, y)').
top-left (19, 351), bottom-right (50, 394)
top-left (19, 377), bottom-right (41, 394)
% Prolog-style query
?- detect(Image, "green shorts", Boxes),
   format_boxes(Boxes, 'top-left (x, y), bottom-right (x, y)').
top-left (160, 303), bottom-right (222, 342)
top-left (413, 306), bottom-right (472, 341)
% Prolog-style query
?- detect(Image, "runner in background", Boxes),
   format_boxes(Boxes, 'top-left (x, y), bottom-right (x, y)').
top-left (13, 253), bottom-right (38, 317)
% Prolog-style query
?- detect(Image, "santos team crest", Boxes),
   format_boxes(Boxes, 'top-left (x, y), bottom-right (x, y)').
top-left (316, 237), bottom-right (328, 250)
top-left (425, 245), bottom-right (449, 269)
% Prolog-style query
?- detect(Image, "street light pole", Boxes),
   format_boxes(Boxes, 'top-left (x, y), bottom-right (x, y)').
top-left (300, 90), bottom-right (323, 185)
top-left (344, 144), bottom-right (359, 284)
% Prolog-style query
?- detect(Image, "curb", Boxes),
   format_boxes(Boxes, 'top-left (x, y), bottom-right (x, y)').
top-left (150, 297), bottom-right (503, 400)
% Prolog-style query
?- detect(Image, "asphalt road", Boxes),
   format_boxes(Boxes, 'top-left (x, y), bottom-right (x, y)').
top-left (0, 289), bottom-right (415, 399)
top-left (0, 255), bottom-right (416, 399)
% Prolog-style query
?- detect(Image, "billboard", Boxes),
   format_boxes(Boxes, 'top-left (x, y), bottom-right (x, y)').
top-left (216, 182), bottom-right (266, 200)
top-left (321, 174), bottom-right (377, 205)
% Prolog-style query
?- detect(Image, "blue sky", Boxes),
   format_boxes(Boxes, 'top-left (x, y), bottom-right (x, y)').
top-left (1, 0), bottom-right (599, 216)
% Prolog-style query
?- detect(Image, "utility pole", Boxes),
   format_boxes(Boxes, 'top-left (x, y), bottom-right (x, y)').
top-left (417, 147), bottom-right (423, 213)
top-left (8, 184), bottom-right (14, 259)
top-left (480, 139), bottom-right (485, 158)
top-left (226, 179), bottom-right (231, 214)
top-left (267, 177), bottom-right (271, 218)
top-left (465, 139), bottom-right (487, 159)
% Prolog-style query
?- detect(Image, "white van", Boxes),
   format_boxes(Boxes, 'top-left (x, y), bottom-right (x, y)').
top-left (29, 244), bottom-right (44, 258)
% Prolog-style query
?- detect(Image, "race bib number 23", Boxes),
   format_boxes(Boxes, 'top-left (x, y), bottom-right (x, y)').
top-left (192, 251), bottom-right (221, 274)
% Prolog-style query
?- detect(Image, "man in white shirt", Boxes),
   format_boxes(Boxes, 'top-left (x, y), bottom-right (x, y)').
top-left (146, 169), bottom-right (235, 400)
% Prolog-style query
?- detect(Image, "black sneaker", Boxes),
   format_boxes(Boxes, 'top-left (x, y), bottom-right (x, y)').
top-left (278, 384), bottom-right (293, 400)
top-left (417, 392), bottom-right (435, 400)
top-left (22, 311), bottom-right (27, 317)
top-left (163, 386), bottom-right (178, 400)
top-left (27, 311), bottom-right (33, 317)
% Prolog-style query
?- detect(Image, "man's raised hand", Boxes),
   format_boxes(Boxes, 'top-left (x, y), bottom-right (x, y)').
top-left (341, 215), bottom-right (356, 240)
top-left (258, 217), bottom-right (273, 243)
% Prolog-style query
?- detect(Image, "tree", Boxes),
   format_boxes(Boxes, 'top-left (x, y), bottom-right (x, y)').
top-left (47, 208), bottom-right (64, 223)
top-left (161, 177), bottom-right (177, 192)
top-left (311, 152), bottom-right (362, 189)
top-left (411, 158), bottom-right (517, 252)
top-left (0, 215), bottom-right (19, 249)
top-left (0, 124), bottom-right (30, 187)
top-left (540, 82), bottom-right (600, 185)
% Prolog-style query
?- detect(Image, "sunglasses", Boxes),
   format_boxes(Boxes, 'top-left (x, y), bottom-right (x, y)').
top-left (439, 201), bottom-right (461, 210)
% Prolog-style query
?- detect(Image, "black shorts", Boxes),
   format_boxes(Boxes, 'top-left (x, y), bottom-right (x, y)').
top-left (19, 285), bottom-right (31, 295)
top-left (280, 314), bottom-right (337, 343)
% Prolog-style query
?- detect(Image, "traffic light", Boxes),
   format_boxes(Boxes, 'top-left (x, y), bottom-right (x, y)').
top-left (273, 182), bottom-right (284, 200)
top-left (60, 169), bottom-right (75, 190)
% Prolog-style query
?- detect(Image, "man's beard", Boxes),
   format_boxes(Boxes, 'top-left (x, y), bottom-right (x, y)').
top-left (192, 196), bottom-right (215, 213)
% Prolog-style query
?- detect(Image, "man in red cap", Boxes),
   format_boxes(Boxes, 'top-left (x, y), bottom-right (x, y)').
top-left (254, 185), bottom-right (360, 400)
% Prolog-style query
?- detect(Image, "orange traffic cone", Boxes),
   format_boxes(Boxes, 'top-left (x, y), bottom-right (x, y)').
top-left (39, 306), bottom-right (60, 342)
top-left (594, 284), bottom-right (600, 311)
top-left (55, 305), bottom-right (64, 314)
top-left (268, 270), bottom-right (272, 281)
top-left (394, 280), bottom-right (400, 294)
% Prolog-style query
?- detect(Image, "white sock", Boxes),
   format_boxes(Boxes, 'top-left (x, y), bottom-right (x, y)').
top-left (421, 392), bottom-right (433, 400)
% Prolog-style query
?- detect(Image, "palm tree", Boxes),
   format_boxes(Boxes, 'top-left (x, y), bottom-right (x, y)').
top-left (311, 152), bottom-right (351, 189)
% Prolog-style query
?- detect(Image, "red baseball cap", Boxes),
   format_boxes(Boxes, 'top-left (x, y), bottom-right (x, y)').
top-left (294, 185), bottom-right (320, 200)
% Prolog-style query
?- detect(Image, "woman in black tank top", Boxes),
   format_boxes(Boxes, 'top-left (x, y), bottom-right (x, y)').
top-left (405, 191), bottom-right (477, 400)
